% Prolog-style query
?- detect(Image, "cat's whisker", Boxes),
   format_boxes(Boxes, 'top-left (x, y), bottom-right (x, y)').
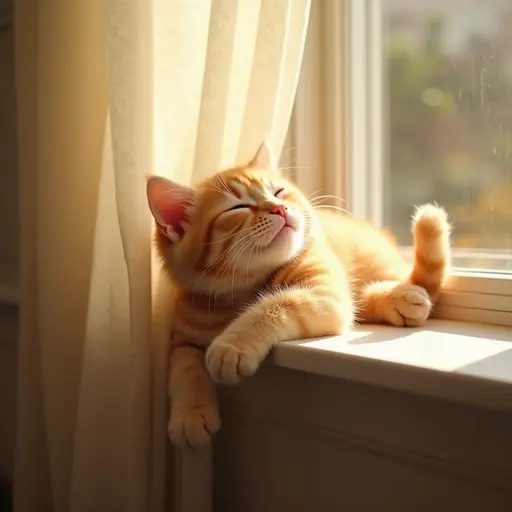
top-left (201, 187), bottom-right (225, 196)
top-left (218, 175), bottom-right (233, 195)
top-left (310, 194), bottom-right (348, 206)
top-left (203, 225), bottom-right (254, 245)
top-left (193, 230), bottom-right (255, 295)
top-left (210, 231), bottom-right (256, 285)
top-left (203, 177), bottom-right (231, 196)
top-left (244, 239), bottom-right (260, 290)
top-left (202, 183), bottom-right (228, 196)
top-left (207, 288), bottom-right (216, 316)
top-left (245, 241), bottom-right (258, 289)
top-left (216, 244), bottom-right (247, 298)
top-left (217, 174), bottom-right (229, 190)
top-left (276, 146), bottom-right (297, 168)
top-left (222, 235), bottom-right (254, 284)
top-left (279, 163), bottom-right (311, 170)
top-left (208, 243), bottom-right (253, 292)
top-left (279, 144), bottom-right (297, 159)
top-left (230, 236), bottom-right (257, 300)
top-left (313, 204), bottom-right (352, 216)
top-left (306, 189), bottom-right (322, 200)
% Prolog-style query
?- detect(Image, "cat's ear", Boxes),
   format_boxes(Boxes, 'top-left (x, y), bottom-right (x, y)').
top-left (249, 140), bottom-right (277, 169)
top-left (146, 176), bottom-right (195, 242)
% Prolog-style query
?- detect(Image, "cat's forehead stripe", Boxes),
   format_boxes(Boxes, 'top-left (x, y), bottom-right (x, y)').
top-left (228, 182), bottom-right (242, 199)
top-left (248, 183), bottom-right (265, 200)
top-left (231, 174), bottom-right (261, 188)
top-left (227, 176), bottom-right (268, 201)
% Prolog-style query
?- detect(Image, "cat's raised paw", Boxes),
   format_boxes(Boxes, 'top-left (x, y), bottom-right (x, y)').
top-left (388, 283), bottom-right (432, 327)
top-left (206, 339), bottom-right (260, 385)
top-left (168, 405), bottom-right (221, 448)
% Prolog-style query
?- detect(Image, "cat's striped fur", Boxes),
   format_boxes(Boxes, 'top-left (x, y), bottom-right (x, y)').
top-left (147, 142), bottom-right (451, 448)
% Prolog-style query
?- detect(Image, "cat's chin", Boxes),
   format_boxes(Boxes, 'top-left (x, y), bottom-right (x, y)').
top-left (258, 226), bottom-right (304, 268)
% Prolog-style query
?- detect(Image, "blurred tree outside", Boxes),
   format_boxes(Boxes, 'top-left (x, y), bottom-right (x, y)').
top-left (384, 2), bottom-right (512, 264)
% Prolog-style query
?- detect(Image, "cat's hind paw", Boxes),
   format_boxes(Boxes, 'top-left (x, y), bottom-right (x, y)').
top-left (206, 339), bottom-right (262, 385)
top-left (169, 405), bottom-right (221, 448)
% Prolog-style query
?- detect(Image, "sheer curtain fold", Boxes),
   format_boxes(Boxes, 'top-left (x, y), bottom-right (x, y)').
top-left (14, 0), bottom-right (311, 511)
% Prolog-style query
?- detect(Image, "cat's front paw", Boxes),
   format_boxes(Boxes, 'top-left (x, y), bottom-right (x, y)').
top-left (388, 283), bottom-right (432, 327)
top-left (206, 338), bottom-right (262, 385)
top-left (169, 405), bottom-right (221, 448)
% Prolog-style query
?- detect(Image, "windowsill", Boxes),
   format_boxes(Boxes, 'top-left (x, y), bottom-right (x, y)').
top-left (271, 319), bottom-right (512, 412)
top-left (2, 256), bottom-right (511, 413)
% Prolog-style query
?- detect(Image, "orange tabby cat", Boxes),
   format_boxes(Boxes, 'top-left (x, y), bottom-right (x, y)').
top-left (147, 142), bottom-right (451, 448)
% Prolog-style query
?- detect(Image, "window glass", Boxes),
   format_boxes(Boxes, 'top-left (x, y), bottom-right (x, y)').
top-left (384, 0), bottom-right (512, 270)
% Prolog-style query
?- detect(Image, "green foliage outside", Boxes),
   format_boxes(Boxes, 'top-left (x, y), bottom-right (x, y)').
top-left (386, 14), bottom-right (512, 255)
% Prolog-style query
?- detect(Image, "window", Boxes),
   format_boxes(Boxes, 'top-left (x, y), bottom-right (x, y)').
top-left (384, 0), bottom-right (512, 272)
top-left (288, 0), bottom-right (512, 326)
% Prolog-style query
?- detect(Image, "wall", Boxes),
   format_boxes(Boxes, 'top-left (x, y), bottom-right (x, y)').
top-left (0, 305), bottom-right (17, 484)
top-left (214, 365), bottom-right (512, 511)
top-left (0, 0), bottom-right (19, 486)
top-left (0, 1), bottom-right (18, 269)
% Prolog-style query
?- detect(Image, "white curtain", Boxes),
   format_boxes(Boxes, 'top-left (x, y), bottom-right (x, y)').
top-left (14, 0), bottom-right (310, 511)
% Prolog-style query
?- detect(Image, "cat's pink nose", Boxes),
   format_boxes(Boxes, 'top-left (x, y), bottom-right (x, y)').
top-left (269, 205), bottom-right (287, 218)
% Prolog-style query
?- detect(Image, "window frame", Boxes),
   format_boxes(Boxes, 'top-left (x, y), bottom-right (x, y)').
top-left (290, 0), bottom-right (512, 327)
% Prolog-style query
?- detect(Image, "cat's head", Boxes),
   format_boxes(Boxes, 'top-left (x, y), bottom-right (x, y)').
top-left (147, 142), bottom-right (317, 294)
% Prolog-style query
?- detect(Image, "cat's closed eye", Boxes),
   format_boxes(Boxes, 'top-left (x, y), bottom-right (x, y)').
top-left (228, 204), bottom-right (249, 211)
top-left (274, 188), bottom-right (285, 197)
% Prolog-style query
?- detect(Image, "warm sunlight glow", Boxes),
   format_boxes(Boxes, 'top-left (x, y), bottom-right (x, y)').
top-left (301, 324), bottom-right (511, 373)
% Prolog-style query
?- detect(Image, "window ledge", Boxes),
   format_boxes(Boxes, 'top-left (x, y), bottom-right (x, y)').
top-left (271, 319), bottom-right (512, 413)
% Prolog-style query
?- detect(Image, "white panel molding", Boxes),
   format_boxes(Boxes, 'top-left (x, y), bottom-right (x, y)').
top-left (221, 404), bottom-right (510, 494)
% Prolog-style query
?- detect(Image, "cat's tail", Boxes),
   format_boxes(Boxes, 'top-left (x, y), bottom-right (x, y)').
top-left (408, 203), bottom-right (451, 301)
